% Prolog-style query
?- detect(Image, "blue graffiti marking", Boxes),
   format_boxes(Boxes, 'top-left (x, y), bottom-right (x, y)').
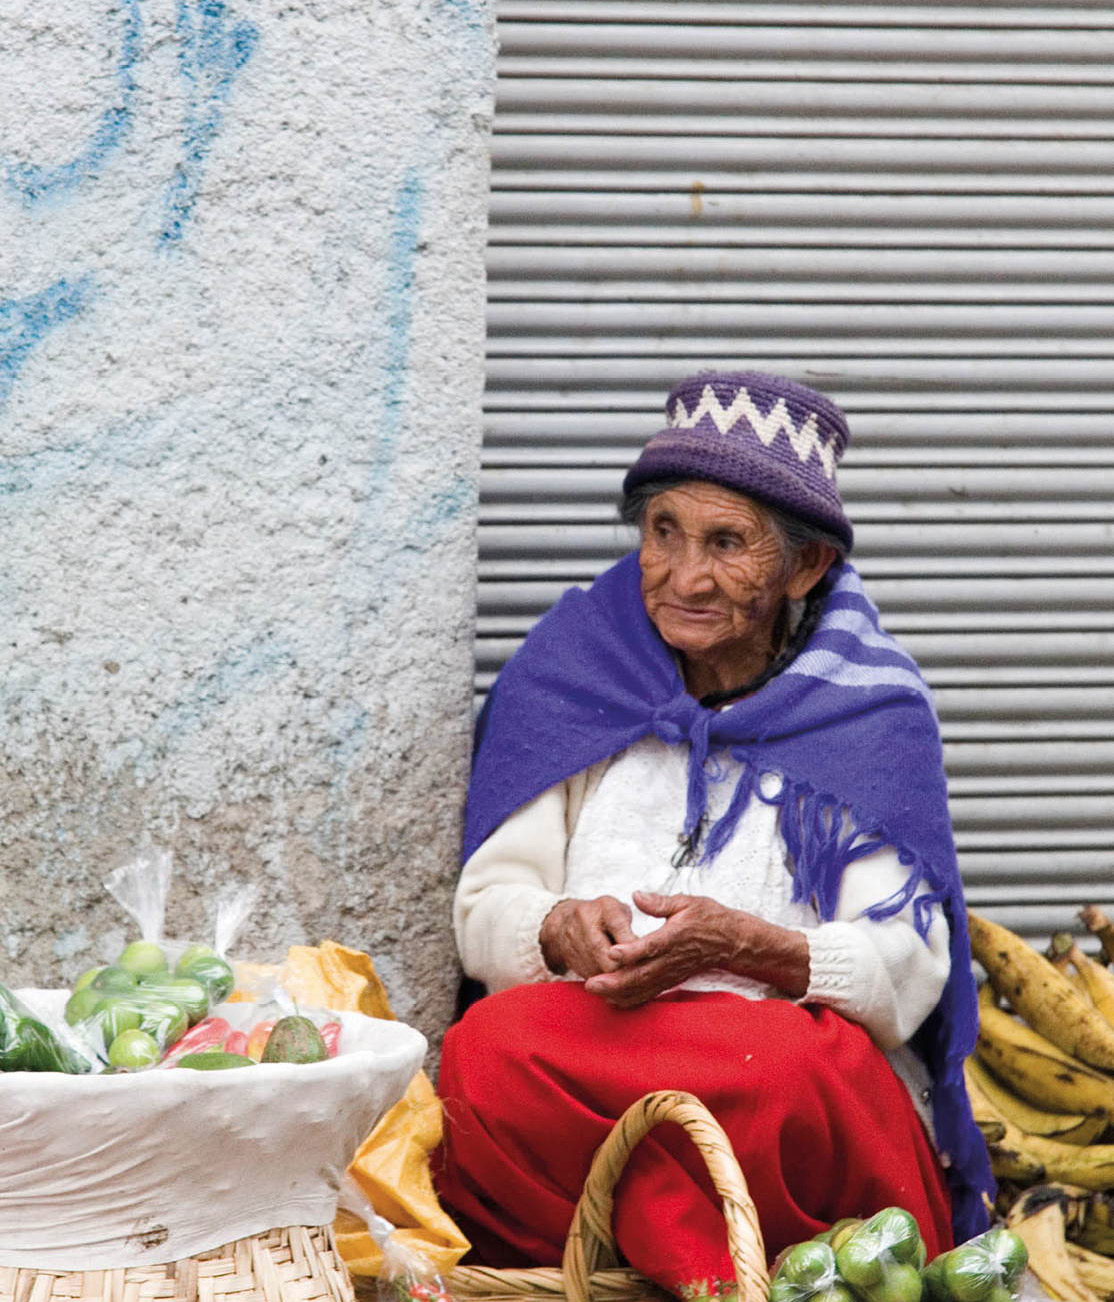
top-left (2, 1), bottom-right (142, 202)
top-left (160, 0), bottom-right (259, 245)
top-left (0, 276), bottom-right (95, 409)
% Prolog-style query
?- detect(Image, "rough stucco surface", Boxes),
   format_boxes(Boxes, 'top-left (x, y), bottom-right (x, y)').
top-left (0, 0), bottom-right (495, 1054)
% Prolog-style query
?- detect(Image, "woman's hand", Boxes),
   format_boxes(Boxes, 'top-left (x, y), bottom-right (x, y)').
top-left (539, 896), bottom-right (637, 978)
top-left (583, 890), bottom-right (810, 1008)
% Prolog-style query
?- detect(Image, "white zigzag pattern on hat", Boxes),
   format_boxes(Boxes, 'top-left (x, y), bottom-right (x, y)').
top-left (669, 384), bottom-right (837, 479)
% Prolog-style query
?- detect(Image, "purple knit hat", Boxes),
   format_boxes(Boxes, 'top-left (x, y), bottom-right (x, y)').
top-left (623, 371), bottom-right (854, 552)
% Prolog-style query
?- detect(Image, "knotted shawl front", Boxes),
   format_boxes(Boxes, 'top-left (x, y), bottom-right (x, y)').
top-left (465, 552), bottom-right (993, 1243)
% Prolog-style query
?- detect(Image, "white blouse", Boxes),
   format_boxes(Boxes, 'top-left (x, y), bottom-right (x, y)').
top-left (454, 735), bottom-right (951, 1133)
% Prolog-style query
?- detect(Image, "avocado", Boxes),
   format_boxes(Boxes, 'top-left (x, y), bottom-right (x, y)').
top-left (260, 1015), bottom-right (328, 1064)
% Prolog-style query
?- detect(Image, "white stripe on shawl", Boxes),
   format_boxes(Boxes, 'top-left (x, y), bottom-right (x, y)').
top-left (784, 648), bottom-right (936, 707)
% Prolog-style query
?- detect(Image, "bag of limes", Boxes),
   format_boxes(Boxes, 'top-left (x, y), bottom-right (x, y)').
top-left (922, 1229), bottom-right (1028, 1302)
top-left (772, 1208), bottom-right (926, 1302)
top-left (64, 851), bottom-right (254, 1070)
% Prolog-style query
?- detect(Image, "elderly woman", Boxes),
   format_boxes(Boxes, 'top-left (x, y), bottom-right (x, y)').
top-left (435, 372), bottom-right (991, 1298)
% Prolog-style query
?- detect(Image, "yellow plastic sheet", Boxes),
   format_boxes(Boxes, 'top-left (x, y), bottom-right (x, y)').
top-left (266, 941), bottom-right (470, 1278)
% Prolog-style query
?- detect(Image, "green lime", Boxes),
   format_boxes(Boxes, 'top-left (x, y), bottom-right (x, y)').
top-left (95, 996), bottom-right (145, 1042)
top-left (175, 952), bottom-right (234, 1002)
top-left (866, 1208), bottom-right (923, 1266)
top-left (781, 1240), bottom-right (836, 1288)
top-left (107, 1028), bottom-right (161, 1070)
top-left (874, 1263), bottom-right (924, 1302)
top-left (117, 941), bottom-right (169, 978)
top-left (64, 986), bottom-right (104, 1025)
top-left (981, 1229), bottom-right (1027, 1285)
top-left (137, 976), bottom-right (209, 1024)
top-left (138, 998), bottom-right (188, 1049)
top-left (921, 1256), bottom-right (950, 1302)
top-left (769, 1279), bottom-right (801, 1302)
top-left (944, 1247), bottom-right (996, 1302)
top-left (836, 1232), bottom-right (885, 1289)
top-left (73, 966), bottom-right (104, 992)
top-left (817, 1286), bottom-right (857, 1302)
top-left (91, 965), bottom-right (138, 991)
top-left (829, 1219), bottom-right (865, 1253)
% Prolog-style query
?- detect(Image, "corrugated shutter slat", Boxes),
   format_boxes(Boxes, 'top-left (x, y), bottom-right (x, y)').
top-left (483, 0), bottom-right (1114, 943)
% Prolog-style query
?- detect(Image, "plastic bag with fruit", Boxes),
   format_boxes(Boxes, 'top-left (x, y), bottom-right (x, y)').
top-left (64, 852), bottom-right (248, 1070)
top-left (922, 1228), bottom-right (1029, 1302)
top-left (338, 1172), bottom-right (456, 1302)
top-left (772, 1208), bottom-right (927, 1302)
top-left (0, 982), bottom-right (96, 1074)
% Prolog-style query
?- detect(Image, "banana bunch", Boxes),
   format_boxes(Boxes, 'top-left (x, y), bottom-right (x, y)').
top-left (966, 910), bottom-right (1114, 1197)
top-left (1005, 1184), bottom-right (1114, 1302)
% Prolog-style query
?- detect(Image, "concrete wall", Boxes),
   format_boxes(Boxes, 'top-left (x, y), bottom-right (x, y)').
top-left (0, 0), bottom-right (495, 1050)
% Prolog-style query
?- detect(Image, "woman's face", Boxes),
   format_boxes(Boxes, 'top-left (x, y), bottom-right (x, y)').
top-left (638, 482), bottom-right (830, 685)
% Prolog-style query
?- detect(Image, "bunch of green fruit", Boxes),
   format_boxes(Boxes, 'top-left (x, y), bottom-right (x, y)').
top-left (922, 1229), bottom-right (1028, 1302)
top-left (772, 1209), bottom-right (926, 1302)
top-left (0, 981), bottom-right (91, 1073)
top-left (64, 941), bottom-right (235, 1070)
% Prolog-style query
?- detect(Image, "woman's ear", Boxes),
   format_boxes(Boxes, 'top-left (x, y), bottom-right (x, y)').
top-left (785, 541), bottom-right (839, 600)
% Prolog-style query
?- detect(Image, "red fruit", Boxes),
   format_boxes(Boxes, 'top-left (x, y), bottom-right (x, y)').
top-left (224, 1030), bottom-right (249, 1056)
top-left (320, 1022), bottom-right (342, 1057)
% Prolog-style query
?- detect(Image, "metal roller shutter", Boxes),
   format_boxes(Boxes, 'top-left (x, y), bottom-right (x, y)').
top-left (481, 1), bottom-right (1114, 943)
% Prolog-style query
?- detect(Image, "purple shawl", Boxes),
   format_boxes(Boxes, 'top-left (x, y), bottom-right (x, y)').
top-left (465, 552), bottom-right (992, 1243)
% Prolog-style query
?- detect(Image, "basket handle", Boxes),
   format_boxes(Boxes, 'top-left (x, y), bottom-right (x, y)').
top-left (560, 1090), bottom-right (769, 1302)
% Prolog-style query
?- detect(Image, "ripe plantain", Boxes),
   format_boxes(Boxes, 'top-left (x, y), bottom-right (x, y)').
top-left (1067, 942), bottom-right (1114, 1032)
top-left (1011, 1185), bottom-right (1114, 1260)
top-left (969, 911), bottom-right (1114, 1071)
top-left (1006, 1195), bottom-right (1103, 1302)
top-left (1065, 1242), bottom-right (1114, 1300)
top-left (976, 999), bottom-right (1114, 1117)
top-left (966, 1054), bottom-right (1109, 1145)
top-left (966, 1060), bottom-right (1114, 1191)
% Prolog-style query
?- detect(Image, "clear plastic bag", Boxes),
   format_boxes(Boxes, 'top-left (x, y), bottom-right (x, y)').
top-left (0, 983), bottom-right (96, 1074)
top-left (922, 1229), bottom-right (1029, 1302)
top-left (66, 852), bottom-right (257, 1070)
top-left (772, 1208), bottom-right (927, 1302)
top-left (338, 1173), bottom-right (456, 1302)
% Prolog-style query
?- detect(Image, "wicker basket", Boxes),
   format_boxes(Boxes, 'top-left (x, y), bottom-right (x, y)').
top-left (359, 1090), bottom-right (769, 1302)
top-left (0, 1224), bottom-right (355, 1302)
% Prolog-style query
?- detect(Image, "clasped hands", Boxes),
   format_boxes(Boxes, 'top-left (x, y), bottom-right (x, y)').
top-left (537, 891), bottom-right (809, 1008)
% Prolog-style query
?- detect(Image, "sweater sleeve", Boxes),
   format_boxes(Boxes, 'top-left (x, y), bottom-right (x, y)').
top-left (453, 782), bottom-right (570, 991)
top-left (802, 847), bottom-right (951, 1051)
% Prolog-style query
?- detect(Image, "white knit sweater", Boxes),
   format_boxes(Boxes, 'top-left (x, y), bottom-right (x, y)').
top-left (454, 735), bottom-right (950, 1131)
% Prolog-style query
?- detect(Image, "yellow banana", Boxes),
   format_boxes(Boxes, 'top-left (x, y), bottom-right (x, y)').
top-left (1068, 943), bottom-right (1114, 1031)
top-left (1066, 1242), bottom-right (1114, 1299)
top-left (1011, 1185), bottom-right (1114, 1261)
top-left (976, 999), bottom-right (1114, 1117)
top-left (969, 911), bottom-right (1114, 1071)
top-left (1007, 1196), bottom-right (1103, 1302)
top-left (1074, 1192), bottom-right (1114, 1257)
top-left (966, 1060), bottom-right (1114, 1190)
top-left (1050, 933), bottom-right (1100, 1002)
top-left (966, 1055), bottom-right (1109, 1145)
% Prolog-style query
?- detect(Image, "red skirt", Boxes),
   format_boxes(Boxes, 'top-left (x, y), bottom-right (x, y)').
top-left (434, 983), bottom-right (952, 1297)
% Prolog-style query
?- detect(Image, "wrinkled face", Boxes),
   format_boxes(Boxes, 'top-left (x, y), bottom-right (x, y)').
top-left (638, 482), bottom-right (805, 676)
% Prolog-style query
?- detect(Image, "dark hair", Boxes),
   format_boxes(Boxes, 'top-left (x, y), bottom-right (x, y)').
top-left (618, 478), bottom-right (848, 561)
